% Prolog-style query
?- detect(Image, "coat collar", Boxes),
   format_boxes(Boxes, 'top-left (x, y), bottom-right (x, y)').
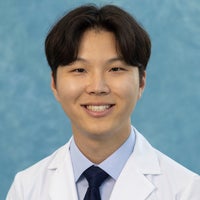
top-left (131, 127), bottom-right (161, 174)
top-left (47, 139), bottom-right (79, 200)
top-left (110, 127), bottom-right (161, 200)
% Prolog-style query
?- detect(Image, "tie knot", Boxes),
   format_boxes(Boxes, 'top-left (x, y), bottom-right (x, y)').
top-left (83, 166), bottom-right (109, 188)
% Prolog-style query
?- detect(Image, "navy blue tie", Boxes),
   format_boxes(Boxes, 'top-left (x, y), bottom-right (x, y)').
top-left (83, 165), bottom-right (109, 200)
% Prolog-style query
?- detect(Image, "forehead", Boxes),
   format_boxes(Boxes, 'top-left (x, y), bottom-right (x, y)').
top-left (77, 29), bottom-right (119, 56)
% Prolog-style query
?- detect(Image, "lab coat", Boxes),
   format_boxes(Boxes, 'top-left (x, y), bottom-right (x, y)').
top-left (6, 127), bottom-right (200, 200)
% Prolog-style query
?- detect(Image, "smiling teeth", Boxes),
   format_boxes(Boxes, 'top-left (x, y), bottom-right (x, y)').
top-left (86, 105), bottom-right (110, 112)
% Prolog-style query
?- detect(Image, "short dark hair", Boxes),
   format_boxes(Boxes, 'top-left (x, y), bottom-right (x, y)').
top-left (45, 4), bottom-right (151, 82)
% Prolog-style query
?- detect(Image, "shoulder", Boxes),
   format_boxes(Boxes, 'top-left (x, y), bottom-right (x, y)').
top-left (7, 142), bottom-right (71, 199)
top-left (155, 147), bottom-right (199, 181)
top-left (18, 142), bottom-right (69, 177)
top-left (132, 127), bottom-right (200, 197)
top-left (154, 148), bottom-right (200, 198)
top-left (133, 126), bottom-right (198, 176)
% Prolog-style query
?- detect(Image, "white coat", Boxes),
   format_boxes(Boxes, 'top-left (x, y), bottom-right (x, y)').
top-left (6, 128), bottom-right (200, 200)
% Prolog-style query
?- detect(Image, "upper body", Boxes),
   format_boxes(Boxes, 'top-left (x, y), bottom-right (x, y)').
top-left (6, 127), bottom-right (200, 200)
top-left (7, 4), bottom-right (200, 200)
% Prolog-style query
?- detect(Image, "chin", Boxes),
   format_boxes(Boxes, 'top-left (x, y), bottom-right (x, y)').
top-left (83, 123), bottom-right (122, 139)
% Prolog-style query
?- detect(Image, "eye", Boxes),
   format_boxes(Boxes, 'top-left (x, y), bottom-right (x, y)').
top-left (71, 68), bottom-right (86, 73)
top-left (110, 67), bottom-right (126, 72)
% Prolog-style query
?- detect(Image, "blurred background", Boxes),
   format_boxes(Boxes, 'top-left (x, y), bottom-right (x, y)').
top-left (0, 0), bottom-right (200, 199)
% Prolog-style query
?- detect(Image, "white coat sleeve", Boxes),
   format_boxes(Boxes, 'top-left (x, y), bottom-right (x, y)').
top-left (6, 174), bottom-right (24, 200)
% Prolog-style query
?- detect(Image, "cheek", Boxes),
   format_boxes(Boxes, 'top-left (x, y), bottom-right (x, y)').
top-left (112, 76), bottom-right (140, 100)
top-left (57, 79), bottom-right (84, 101)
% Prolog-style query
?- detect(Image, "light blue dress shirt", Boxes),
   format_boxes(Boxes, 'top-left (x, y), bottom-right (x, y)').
top-left (69, 127), bottom-right (136, 200)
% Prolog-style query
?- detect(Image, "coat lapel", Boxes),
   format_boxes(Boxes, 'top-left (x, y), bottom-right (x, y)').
top-left (110, 163), bottom-right (156, 200)
top-left (110, 128), bottom-right (161, 200)
top-left (48, 142), bottom-right (78, 200)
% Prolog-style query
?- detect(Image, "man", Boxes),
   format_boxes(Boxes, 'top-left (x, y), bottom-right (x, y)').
top-left (6, 4), bottom-right (200, 200)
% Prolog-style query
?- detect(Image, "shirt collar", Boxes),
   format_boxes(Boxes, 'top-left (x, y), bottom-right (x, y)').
top-left (69, 127), bottom-right (135, 182)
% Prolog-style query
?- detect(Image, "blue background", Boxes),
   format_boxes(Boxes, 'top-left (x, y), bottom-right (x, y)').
top-left (0, 0), bottom-right (200, 199)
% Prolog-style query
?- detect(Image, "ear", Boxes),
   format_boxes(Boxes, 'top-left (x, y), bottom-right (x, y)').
top-left (51, 73), bottom-right (60, 102)
top-left (138, 71), bottom-right (146, 99)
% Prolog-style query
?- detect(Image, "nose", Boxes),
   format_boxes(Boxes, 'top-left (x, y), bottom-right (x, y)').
top-left (86, 72), bottom-right (110, 95)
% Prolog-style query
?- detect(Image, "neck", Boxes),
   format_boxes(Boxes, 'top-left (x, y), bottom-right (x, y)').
top-left (73, 126), bottom-right (131, 164)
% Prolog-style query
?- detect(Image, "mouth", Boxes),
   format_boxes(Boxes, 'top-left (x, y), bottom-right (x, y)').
top-left (86, 105), bottom-right (112, 112)
top-left (81, 104), bottom-right (115, 117)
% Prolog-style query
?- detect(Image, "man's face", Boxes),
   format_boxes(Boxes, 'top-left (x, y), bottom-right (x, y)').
top-left (51, 29), bottom-right (145, 145)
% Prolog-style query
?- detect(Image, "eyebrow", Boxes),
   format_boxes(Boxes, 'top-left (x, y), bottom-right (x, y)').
top-left (76, 57), bottom-right (125, 64)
